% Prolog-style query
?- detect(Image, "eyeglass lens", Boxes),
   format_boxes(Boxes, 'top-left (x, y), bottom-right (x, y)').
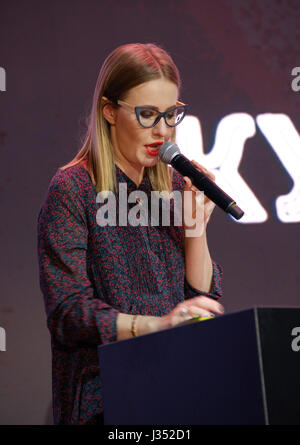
top-left (138, 106), bottom-right (186, 128)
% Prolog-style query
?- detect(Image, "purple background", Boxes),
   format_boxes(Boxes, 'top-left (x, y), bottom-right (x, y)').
top-left (0, 0), bottom-right (299, 424)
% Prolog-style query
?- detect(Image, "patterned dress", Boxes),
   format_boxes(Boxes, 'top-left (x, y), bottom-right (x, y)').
top-left (37, 162), bottom-right (223, 424)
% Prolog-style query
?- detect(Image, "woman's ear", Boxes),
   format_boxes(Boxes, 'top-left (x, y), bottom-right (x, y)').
top-left (101, 97), bottom-right (117, 125)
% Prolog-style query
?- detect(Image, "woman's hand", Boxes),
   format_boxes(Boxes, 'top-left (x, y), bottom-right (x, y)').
top-left (158, 296), bottom-right (225, 330)
top-left (182, 161), bottom-right (216, 236)
top-left (119, 297), bottom-right (225, 339)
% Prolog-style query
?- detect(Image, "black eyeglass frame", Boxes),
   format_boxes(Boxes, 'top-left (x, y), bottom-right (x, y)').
top-left (116, 99), bottom-right (188, 129)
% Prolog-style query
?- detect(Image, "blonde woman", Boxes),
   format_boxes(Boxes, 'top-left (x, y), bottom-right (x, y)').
top-left (37, 43), bottom-right (224, 425)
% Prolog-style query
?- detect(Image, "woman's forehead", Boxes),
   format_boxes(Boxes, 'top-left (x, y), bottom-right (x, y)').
top-left (124, 78), bottom-right (179, 106)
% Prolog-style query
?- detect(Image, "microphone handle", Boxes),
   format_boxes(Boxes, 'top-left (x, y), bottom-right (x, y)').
top-left (171, 154), bottom-right (244, 220)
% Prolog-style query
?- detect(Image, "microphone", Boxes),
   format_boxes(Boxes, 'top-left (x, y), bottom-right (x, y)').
top-left (159, 142), bottom-right (244, 220)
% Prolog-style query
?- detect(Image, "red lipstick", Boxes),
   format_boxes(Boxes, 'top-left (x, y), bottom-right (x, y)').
top-left (145, 142), bottom-right (163, 156)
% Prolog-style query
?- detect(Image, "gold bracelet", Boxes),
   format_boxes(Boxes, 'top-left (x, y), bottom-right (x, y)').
top-left (131, 314), bottom-right (138, 337)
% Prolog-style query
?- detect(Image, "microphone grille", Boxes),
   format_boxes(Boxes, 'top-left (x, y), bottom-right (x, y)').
top-left (159, 142), bottom-right (181, 164)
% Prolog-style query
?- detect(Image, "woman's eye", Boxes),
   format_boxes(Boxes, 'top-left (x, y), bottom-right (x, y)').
top-left (140, 110), bottom-right (155, 119)
top-left (166, 111), bottom-right (175, 119)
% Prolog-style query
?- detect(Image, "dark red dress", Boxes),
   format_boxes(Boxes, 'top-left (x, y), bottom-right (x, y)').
top-left (37, 163), bottom-right (223, 424)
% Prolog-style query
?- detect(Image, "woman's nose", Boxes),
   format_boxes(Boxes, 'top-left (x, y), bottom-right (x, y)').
top-left (152, 117), bottom-right (171, 138)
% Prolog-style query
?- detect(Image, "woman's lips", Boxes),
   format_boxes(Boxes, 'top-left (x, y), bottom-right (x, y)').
top-left (145, 142), bottom-right (163, 156)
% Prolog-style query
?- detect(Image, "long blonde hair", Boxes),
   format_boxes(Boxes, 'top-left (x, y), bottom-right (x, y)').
top-left (60, 43), bottom-right (181, 193)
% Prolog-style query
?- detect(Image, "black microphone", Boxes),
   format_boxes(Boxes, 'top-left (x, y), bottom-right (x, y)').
top-left (159, 142), bottom-right (244, 220)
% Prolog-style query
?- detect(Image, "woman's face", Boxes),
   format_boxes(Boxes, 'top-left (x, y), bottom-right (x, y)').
top-left (105, 78), bottom-right (179, 180)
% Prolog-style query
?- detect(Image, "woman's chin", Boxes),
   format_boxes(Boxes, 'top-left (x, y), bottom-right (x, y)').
top-left (142, 154), bottom-right (159, 167)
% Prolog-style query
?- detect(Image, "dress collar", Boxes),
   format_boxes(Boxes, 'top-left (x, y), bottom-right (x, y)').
top-left (115, 164), bottom-right (151, 193)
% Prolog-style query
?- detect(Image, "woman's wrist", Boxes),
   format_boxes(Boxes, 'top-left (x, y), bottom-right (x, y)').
top-left (116, 313), bottom-right (132, 341)
top-left (138, 315), bottom-right (167, 335)
top-left (117, 313), bottom-right (167, 341)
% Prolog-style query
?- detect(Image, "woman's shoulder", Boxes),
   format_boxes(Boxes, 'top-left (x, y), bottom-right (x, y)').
top-left (49, 160), bottom-right (92, 194)
top-left (38, 161), bottom-right (93, 223)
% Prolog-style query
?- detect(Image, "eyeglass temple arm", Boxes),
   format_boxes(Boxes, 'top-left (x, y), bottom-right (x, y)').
top-left (116, 99), bottom-right (136, 110)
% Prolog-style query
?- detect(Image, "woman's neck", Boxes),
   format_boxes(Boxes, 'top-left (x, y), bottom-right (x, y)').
top-left (115, 160), bottom-right (145, 187)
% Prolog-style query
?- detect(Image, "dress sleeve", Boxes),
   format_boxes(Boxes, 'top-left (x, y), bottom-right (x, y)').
top-left (170, 169), bottom-right (224, 301)
top-left (184, 260), bottom-right (223, 301)
top-left (37, 171), bottom-right (119, 348)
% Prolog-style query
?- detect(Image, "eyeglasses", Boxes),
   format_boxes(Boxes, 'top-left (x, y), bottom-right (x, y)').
top-left (116, 99), bottom-right (188, 128)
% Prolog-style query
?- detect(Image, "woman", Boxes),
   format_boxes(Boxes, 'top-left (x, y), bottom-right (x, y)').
top-left (37, 43), bottom-right (224, 425)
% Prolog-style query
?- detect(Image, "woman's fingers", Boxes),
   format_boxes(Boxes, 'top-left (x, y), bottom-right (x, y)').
top-left (177, 297), bottom-right (224, 319)
top-left (183, 176), bottom-right (201, 194)
top-left (161, 297), bottom-right (225, 329)
top-left (181, 305), bottom-right (214, 318)
top-left (187, 296), bottom-right (224, 315)
top-left (183, 176), bottom-right (192, 189)
top-left (191, 160), bottom-right (215, 182)
top-left (183, 161), bottom-right (216, 194)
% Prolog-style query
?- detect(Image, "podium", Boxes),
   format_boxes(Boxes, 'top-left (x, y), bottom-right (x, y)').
top-left (98, 307), bottom-right (300, 425)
